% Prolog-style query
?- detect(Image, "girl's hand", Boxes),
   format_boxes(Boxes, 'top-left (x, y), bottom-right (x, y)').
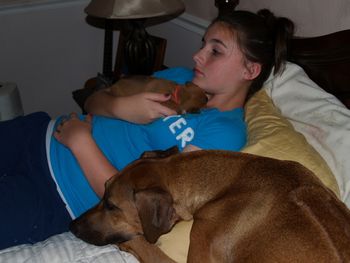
top-left (116, 92), bottom-right (177, 124)
top-left (54, 112), bottom-right (118, 197)
top-left (54, 112), bottom-right (93, 151)
top-left (85, 90), bottom-right (177, 124)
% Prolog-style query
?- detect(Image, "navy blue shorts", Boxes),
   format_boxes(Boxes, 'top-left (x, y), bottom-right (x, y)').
top-left (0, 112), bottom-right (72, 250)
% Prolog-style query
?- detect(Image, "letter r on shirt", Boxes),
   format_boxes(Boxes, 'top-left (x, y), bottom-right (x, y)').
top-left (176, 127), bottom-right (194, 148)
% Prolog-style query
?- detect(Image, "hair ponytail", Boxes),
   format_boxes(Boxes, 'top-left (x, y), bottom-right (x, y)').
top-left (257, 9), bottom-right (295, 74)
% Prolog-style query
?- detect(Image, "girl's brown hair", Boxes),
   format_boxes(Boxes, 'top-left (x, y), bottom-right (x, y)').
top-left (211, 9), bottom-right (295, 100)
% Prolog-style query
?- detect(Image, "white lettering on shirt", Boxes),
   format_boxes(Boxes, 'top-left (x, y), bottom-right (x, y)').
top-left (169, 118), bottom-right (186, 133)
top-left (176, 127), bottom-right (194, 148)
top-left (164, 116), bottom-right (195, 148)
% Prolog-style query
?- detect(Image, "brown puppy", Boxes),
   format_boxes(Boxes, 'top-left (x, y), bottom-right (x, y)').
top-left (70, 149), bottom-right (350, 263)
top-left (108, 75), bottom-right (207, 114)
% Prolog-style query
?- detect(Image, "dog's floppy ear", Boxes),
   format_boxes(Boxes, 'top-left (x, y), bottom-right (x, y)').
top-left (140, 146), bottom-right (179, 159)
top-left (134, 187), bottom-right (179, 243)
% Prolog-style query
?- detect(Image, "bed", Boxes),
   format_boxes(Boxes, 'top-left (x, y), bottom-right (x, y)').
top-left (1, 5), bottom-right (350, 263)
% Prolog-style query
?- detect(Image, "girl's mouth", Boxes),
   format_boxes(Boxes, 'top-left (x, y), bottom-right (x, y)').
top-left (193, 67), bottom-right (204, 77)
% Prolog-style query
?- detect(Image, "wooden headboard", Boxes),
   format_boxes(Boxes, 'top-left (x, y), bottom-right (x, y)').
top-left (289, 30), bottom-right (350, 109)
top-left (215, 0), bottom-right (350, 109)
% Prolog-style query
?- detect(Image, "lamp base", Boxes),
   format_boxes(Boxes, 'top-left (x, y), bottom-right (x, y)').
top-left (114, 20), bottom-right (167, 78)
top-left (124, 20), bottom-right (155, 75)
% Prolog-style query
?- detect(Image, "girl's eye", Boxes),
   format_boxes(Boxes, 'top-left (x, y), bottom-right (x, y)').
top-left (212, 49), bottom-right (221, 56)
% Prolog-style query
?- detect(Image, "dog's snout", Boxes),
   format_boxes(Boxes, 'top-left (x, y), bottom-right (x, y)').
top-left (69, 218), bottom-right (109, 246)
top-left (69, 220), bottom-right (79, 236)
top-left (69, 218), bottom-right (89, 240)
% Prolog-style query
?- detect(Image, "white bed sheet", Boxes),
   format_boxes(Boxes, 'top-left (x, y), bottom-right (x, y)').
top-left (0, 232), bottom-right (138, 263)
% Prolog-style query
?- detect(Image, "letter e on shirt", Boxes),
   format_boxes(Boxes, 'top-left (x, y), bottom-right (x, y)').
top-left (165, 116), bottom-right (194, 148)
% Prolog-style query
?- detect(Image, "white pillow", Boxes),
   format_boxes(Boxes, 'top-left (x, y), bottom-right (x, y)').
top-left (264, 62), bottom-right (350, 207)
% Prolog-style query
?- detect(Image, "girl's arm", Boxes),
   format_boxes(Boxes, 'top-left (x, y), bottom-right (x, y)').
top-left (54, 113), bottom-right (116, 197)
top-left (84, 89), bottom-right (177, 124)
top-left (182, 144), bottom-right (201, 152)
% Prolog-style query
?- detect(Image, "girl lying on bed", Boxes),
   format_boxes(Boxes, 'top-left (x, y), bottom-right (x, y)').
top-left (0, 9), bottom-right (294, 250)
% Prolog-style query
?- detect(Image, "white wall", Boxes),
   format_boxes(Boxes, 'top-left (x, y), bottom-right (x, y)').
top-left (0, 0), bottom-right (104, 117)
top-left (183, 0), bottom-right (217, 21)
top-left (148, 13), bottom-right (209, 69)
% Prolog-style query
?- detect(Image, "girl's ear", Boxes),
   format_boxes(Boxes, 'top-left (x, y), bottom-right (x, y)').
top-left (244, 62), bottom-right (261, 80)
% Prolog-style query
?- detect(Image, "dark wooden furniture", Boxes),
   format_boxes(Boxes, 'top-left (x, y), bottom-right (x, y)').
top-left (215, 0), bottom-right (239, 15)
top-left (289, 30), bottom-right (350, 108)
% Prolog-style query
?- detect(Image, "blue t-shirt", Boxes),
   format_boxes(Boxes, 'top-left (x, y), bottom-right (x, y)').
top-left (49, 67), bottom-right (247, 218)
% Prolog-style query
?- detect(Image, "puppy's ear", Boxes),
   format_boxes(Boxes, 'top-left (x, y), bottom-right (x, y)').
top-left (134, 187), bottom-right (179, 243)
top-left (140, 146), bottom-right (179, 159)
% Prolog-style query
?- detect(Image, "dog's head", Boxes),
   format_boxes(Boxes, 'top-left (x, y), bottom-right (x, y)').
top-left (177, 82), bottom-right (208, 113)
top-left (70, 152), bottom-right (180, 246)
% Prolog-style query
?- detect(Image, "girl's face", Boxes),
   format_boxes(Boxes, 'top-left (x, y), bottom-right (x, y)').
top-left (192, 22), bottom-right (251, 99)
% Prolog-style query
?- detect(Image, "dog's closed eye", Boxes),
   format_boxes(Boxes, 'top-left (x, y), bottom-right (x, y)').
top-left (104, 200), bottom-right (121, 211)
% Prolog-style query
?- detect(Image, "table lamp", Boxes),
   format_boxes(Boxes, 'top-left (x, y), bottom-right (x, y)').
top-left (84, 0), bottom-right (185, 81)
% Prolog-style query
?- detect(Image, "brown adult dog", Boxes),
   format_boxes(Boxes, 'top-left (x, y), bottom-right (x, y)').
top-left (107, 75), bottom-right (207, 114)
top-left (70, 148), bottom-right (350, 263)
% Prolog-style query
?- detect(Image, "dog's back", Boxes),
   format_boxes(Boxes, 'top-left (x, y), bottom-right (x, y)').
top-left (71, 150), bottom-right (350, 262)
top-left (124, 150), bottom-right (350, 262)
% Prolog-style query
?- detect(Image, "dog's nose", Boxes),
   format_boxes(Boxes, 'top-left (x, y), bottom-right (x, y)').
top-left (69, 217), bottom-right (88, 238)
top-left (69, 217), bottom-right (110, 246)
top-left (69, 220), bottom-right (79, 236)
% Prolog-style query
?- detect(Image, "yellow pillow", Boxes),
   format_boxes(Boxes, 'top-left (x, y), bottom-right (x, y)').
top-left (157, 89), bottom-right (339, 262)
top-left (242, 89), bottom-right (339, 195)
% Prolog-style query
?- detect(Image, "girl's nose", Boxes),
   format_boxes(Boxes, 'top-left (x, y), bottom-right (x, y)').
top-left (193, 49), bottom-right (203, 65)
